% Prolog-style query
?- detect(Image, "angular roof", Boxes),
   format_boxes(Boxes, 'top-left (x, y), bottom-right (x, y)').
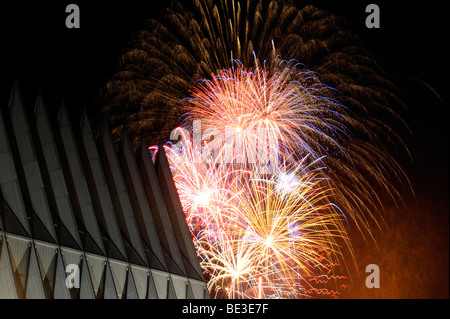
top-left (0, 82), bottom-right (207, 299)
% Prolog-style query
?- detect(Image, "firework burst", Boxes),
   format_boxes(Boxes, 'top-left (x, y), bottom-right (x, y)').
top-left (182, 62), bottom-right (349, 169)
top-left (159, 102), bottom-right (352, 297)
top-left (102, 0), bottom-right (412, 299)
top-left (147, 57), bottom-right (410, 297)
top-left (167, 143), bottom-right (350, 298)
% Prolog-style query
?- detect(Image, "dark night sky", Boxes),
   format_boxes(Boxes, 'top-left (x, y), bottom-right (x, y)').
top-left (1, 0), bottom-right (448, 298)
top-left (3, 1), bottom-right (448, 110)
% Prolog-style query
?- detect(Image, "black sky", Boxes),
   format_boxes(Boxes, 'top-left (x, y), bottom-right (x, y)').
top-left (3, 1), bottom-right (448, 108)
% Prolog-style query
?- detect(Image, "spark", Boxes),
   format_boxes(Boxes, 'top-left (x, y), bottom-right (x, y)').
top-left (161, 125), bottom-right (350, 298)
top-left (100, 0), bottom-right (411, 300)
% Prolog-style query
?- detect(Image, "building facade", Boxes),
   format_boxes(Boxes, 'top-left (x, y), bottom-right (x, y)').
top-left (0, 83), bottom-right (207, 299)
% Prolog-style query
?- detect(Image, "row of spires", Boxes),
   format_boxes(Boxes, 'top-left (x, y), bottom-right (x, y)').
top-left (0, 81), bottom-right (204, 284)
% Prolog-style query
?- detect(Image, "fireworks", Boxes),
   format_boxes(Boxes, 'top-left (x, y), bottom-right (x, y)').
top-left (151, 62), bottom-right (357, 298)
top-left (165, 141), bottom-right (349, 298)
top-left (182, 63), bottom-right (349, 169)
top-left (100, 0), bottom-right (411, 299)
top-left (147, 56), bottom-right (411, 298)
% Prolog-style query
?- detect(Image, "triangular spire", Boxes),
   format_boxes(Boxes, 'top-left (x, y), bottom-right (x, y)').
top-left (78, 256), bottom-right (95, 299)
top-left (9, 77), bottom-right (25, 111)
top-left (58, 98), bottom-right (70, 127)
top-left (25, 244), bottom-right (46, 298)
top-left (186, 280), bottom-right (195, 299)
top-left (0, 237), bottom-right (18, 298)
top-left (166, 275), bottom-right (177, 299)
top-left (146, 271), bottom-right (158, 299)
top-left (123, 267), bottom-right (139, 299)
top-left (34, 93), bottom-right (47, 118)
top-left (80, 107), bottom-right (93, 137)
top-left (52, 249), bottom-right (72, 299)
top-left (100, 261), bottom-right (118, 299)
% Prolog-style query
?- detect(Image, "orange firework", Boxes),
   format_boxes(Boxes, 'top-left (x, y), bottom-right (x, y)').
top-left (163, 130), bottom-right (350, 298)
top-left (154, 62), bottom-right (408, 298)
top-left (102, 0), bottom-right (412, 298)
top-left (182, 64), bottom-right (349, 173)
